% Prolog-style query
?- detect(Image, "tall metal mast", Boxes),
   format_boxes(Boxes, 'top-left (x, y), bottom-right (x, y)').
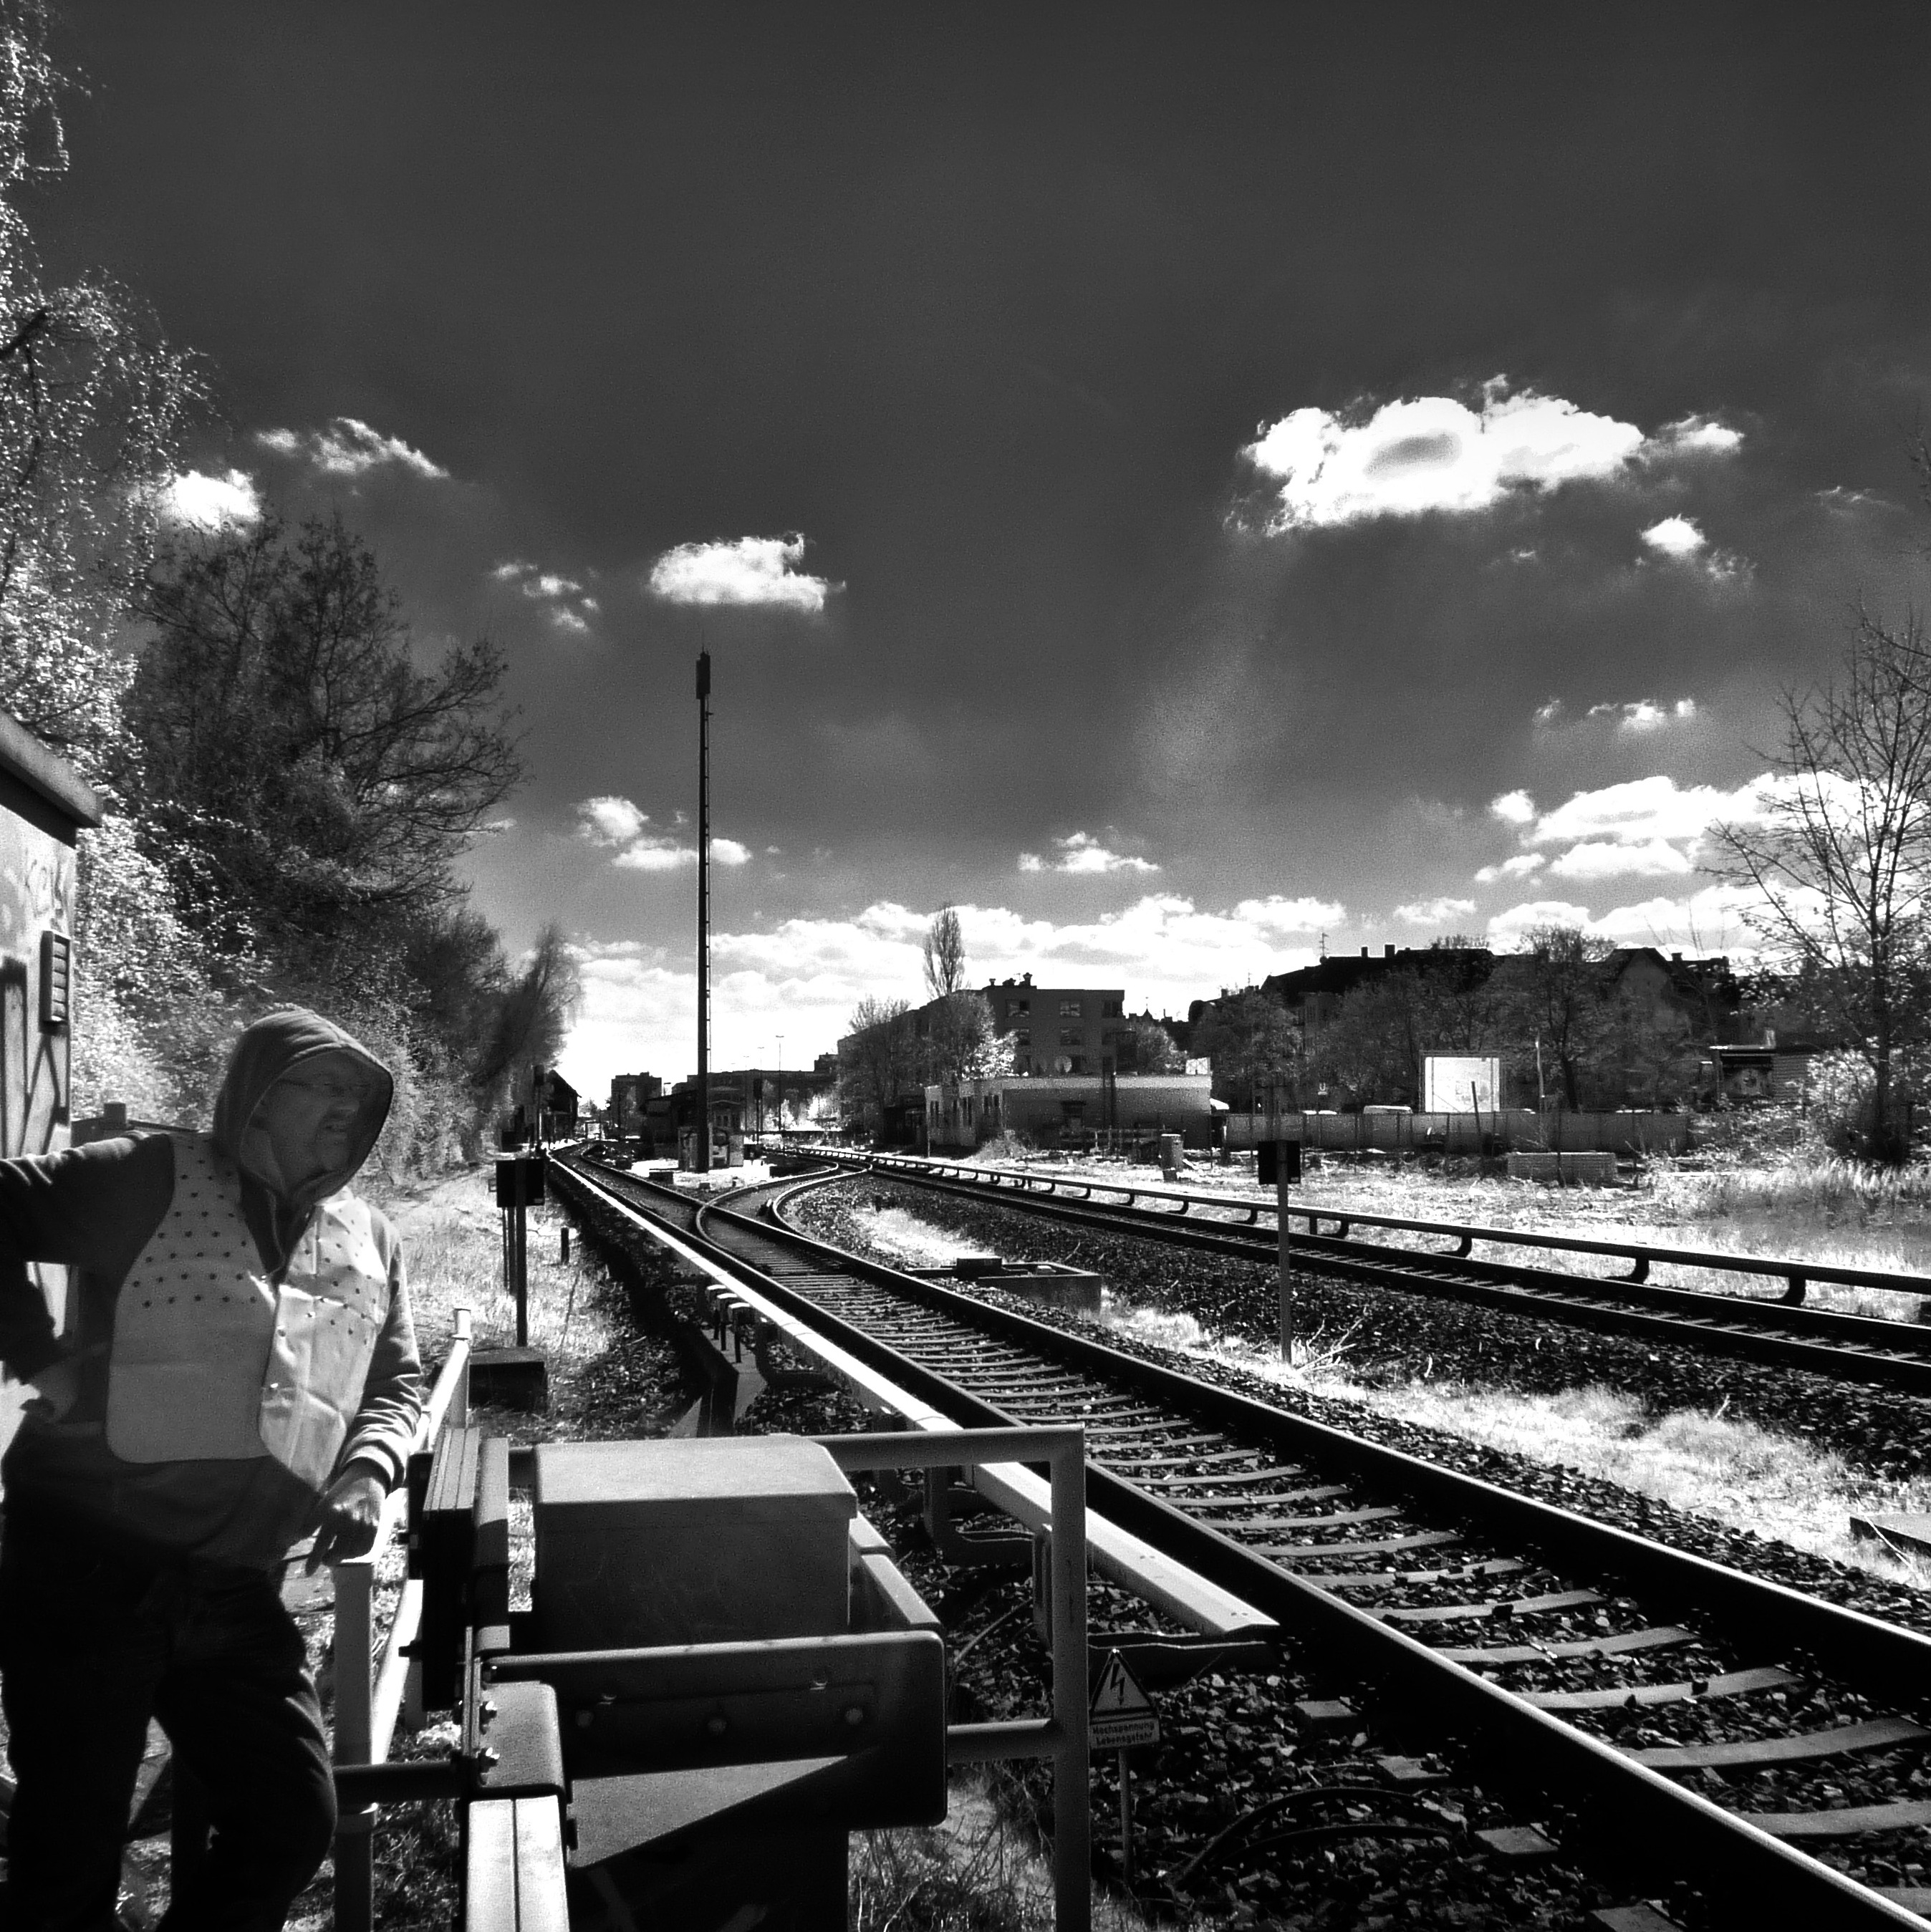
top-left (695, 649), bottom-right (712, 1172)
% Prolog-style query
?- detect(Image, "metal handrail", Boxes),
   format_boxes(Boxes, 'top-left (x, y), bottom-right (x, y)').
top-left (332, 1306), bottom-right (473, 1932)
top-left (840, 1148), bottom-right (1930, 1302)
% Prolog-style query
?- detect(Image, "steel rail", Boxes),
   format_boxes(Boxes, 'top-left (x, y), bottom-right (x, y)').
top-left (559, 1155), bottom-right (1930, 1928)
top-left (827, 1146), bottom-right (1931, 1305)
top-left (821, 1149), bottom-right (1931, 1393)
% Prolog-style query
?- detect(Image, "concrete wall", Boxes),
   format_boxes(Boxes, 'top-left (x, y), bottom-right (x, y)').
top-left (1222, 1109), bottom-right (1691, 1154)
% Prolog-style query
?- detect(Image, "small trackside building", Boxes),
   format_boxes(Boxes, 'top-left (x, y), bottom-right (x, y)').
top-left (925, 1073), bottom-right (1215, 1151)
top-left (0, 708), bottom-right (101, 1456)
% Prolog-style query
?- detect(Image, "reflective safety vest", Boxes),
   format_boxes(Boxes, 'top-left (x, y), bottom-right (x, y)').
top-left (104, 1134), bottom-right (390, 1493)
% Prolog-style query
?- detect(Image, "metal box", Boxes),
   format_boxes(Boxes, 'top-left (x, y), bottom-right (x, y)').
top-left (532, 1436), bottom-right (856, 1651)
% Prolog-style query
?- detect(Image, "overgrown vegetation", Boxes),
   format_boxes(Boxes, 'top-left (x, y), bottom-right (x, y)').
top-left (0, 4), bottom-right (575, 1164)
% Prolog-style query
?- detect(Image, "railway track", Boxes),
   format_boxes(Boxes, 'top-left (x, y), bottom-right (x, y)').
top-left (552, 1151), bottom-right (1931, 1928)
top-left (814, 1148), bottom-right (1931, 1394)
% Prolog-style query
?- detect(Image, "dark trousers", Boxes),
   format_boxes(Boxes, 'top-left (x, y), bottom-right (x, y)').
top-left (0, 1521), bottom-right (334, 1931)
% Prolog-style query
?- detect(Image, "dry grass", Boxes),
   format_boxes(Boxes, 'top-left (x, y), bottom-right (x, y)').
top-left (1097, 1300), bottom-right (1931, 1589)
top-left (853, 1777), bottom-right (1158, 1932)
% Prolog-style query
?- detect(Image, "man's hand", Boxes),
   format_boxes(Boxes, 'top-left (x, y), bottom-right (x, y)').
top-left (22, 1356), bottom-right (80, 1424)
top-left (307, 1466), bottom-right (387, 1573)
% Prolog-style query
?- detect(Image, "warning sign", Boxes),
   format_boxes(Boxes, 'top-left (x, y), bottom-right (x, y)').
top-left (1089, 1650), bottom-right (1160, 1751)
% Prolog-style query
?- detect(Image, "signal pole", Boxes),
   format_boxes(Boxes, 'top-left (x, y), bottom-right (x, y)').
top-left (695, 649), bottom-right (712, 1172)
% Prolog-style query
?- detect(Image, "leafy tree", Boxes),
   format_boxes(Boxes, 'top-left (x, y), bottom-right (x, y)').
top-left (1713, 609), bottom-right (1931, 1161)
top-left (1499, 924), bottom-right (1614, 1110)
top-left (470, 922), bottom-right (582, 1141)
top-left (1125, 1016), bottom-right (1183, 1073)
top-left (0, 1), bottom-right (203, 763)
top-left (930, 989), bottom-right (1013, 1083)
top-left (842, 995), bottom-right (912, 1129)
top-left (1192, 987), bottom-right (1298, 1111)
top-left (122, 512), bottom-right (522, 955)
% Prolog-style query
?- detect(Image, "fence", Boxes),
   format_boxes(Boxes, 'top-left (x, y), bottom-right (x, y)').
top-left (332, 1305), bottom-right (474, 1932)
top-left (1221, 1109), bottom-right (1692, 1155)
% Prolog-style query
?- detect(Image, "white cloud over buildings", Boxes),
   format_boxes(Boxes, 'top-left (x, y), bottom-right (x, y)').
top-left (562, 891), bottom-right (1349, 1088)
top-left (256, 416), bottom-right (448, 480)
top-left (1241, 382), bottom-right (1741, 531)
top-left (1394, 895), bottom-right (1478, 925)
top-left (155, 467), bottom-right (261, 528)
top-left (1019, 831), bottom-right (1159, 874)
top-left (646, 533), bottom-right (835, 611)
top-left (1476, 773), bottom-right (1780, 889)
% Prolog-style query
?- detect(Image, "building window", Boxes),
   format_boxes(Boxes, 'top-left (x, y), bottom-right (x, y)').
top-left (1068, 1058), bottom-right (1085, 1075)
top-left (1014, 1030), bottom-right (1031, 1047)
top-left (1059, 1029), bottom-right (1081, 1046)
top-left (39, 932), bottom-right (70, 1029)
top-left (1103, 998), bottom-right (1123, 1018)
top-left (1059, 999), bottom-right (1082, 1018)
top-left (1008, 998), bottom-right (1030, 1016)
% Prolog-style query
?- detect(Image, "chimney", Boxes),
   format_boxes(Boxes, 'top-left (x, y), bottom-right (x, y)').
top-left (1385, 945), bottom-right (1395, 958)
top-left (1672, 952), bottom-right (1682, 962)
top-left (1359, 947), bottom-right (1368, 957)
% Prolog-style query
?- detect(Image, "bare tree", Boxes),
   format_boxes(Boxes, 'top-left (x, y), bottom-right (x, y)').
top-left (923, 905), bottom-right (968, 1000)
top-left (1713, 609), bottom-right (1931, 1159)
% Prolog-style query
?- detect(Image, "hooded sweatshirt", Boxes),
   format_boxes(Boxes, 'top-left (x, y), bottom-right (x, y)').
top-left (0, 1008), bottom-right (422, 1574)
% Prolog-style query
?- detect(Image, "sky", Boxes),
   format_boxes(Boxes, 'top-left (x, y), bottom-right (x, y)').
top-left (45, 2), bottom-right (1931, 1097)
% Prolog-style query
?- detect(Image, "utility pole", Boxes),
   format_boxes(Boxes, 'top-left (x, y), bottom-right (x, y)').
top-left (695, 649), bottom-right (712, 1172)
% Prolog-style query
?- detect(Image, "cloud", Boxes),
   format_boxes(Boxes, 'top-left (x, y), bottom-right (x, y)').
top-left (574, 794), bottom-right (753, 871)
top-left (1524, 774), bottom-right (1773, 851)
top-left (1019, 831), bottom-right (1159, 875)
top-left (1240, 382), bottom-right (1741, 533)
top-left (254, 416), bottom-right (448, 480)
top-left (1473, 853), bottom-right (1546, 884)
top-left (1578, 697), bottom-right (1698, 733)
top-left (155, 468), bottom-right (261, 528)
top-left (1546, 838), bottom-right (1695, 879)
top-left (578, 796), bottom-right (647, 846)
top-left (491, 559), bottom-right (599, 632)
top-left (1476, 773), bottom-right (1784, 889)
top-left (1640, 515), bottom-right (1706, 558)
top-left (647, 533), bottom-right (835, 611)
top-left (1643, 415), bottom-right (1743, 458)
top-left (1394, 896), bottom-right (1478, 926)
top-left (1486, 882), bottom-right (1768, 953)
top-left (1638, 515), bottom-right (1749, 584)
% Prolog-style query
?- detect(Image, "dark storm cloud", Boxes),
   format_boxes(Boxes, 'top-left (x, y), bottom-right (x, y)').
top-left (49, 0), bottom-right (1931, 1076)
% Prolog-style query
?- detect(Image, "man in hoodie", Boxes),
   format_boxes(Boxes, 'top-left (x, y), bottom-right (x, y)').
top-left (0, 1008), bottom-right (423, 1931)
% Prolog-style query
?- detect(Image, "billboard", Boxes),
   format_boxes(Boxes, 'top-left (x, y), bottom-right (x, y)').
top-left (1424, 1054), bottom-right (1501, 1114)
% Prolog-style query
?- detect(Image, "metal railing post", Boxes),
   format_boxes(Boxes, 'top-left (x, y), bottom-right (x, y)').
top-left (332, 1552), bottom-right (376, 1932)
top-left (1049, 1434), bottom-right (1090, 1932)
top-left (327, 1304), bottom-right (473, 1931)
